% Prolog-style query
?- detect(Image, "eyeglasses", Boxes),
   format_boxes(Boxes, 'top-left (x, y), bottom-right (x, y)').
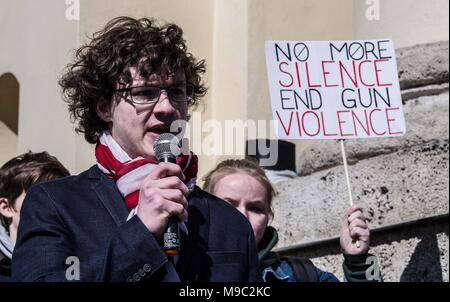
top-left (113, 84), bottom-right (194, 105)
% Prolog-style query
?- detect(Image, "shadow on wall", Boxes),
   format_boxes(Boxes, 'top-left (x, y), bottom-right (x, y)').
top-left (0, 72), bottom-right (20, 134)
top-left (400, 232), bottom-right (444, 282)
top-left (279, 215), bottom-right (449, 282)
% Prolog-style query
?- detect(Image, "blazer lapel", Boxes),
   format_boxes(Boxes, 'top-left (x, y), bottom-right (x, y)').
top-left (88, 166), bottom-right (129, 226)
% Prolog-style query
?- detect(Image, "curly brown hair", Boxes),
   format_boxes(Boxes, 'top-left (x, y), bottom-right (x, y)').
top-left (59, 16), bottom-right (207, 144)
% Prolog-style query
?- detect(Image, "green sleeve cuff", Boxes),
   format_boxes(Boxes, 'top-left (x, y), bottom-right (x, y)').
top-left (343, 253), bottom-right (382, 282)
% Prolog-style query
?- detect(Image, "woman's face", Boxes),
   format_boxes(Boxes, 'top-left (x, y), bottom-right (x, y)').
top-left (213, 172), bottom-right (270, 244)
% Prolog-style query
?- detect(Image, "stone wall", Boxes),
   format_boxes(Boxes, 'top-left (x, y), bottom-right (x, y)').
top-left (270, 41), bottom-right (449, 282)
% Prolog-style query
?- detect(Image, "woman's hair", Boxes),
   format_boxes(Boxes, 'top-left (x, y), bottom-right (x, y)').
top-left (59, 16), bottom-right (207, 144)
top-left (203, 159), bottom-right (276, 218)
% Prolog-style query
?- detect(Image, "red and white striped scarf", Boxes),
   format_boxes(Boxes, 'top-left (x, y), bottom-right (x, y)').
top-left (95, 131), bottom-right (198, 211)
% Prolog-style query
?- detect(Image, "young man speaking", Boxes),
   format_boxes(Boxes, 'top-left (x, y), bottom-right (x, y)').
top-left (12, 17), bottom-right (261, 282)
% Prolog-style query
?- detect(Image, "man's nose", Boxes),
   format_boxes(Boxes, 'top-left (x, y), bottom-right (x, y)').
top-left (153, 90), bottom-right (176, 115)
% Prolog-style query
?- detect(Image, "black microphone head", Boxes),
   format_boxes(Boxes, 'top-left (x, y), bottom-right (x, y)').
top-left (153, 133), bottom-right (181, 163)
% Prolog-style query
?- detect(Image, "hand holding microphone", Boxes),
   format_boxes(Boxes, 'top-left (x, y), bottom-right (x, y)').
top-left (136, 133), bottom-right (187, 255)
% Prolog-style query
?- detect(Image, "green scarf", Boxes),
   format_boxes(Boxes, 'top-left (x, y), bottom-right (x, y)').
top-left (258, 226), bottom-right (282, 269)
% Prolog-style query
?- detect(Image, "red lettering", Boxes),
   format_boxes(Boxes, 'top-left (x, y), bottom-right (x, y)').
top-left (339, 61), bottom-right (358, 88)
top-left (301, 111), bottom-right (321, 136)
top-left (296, 111), bottom-right (302, 136)
top-left (305, 62), bottom-right (321, 88)
top-left (295, 62), bottom-right (302, 88)
top-left (321, 61), bottom-right (338, 87)
top-left (374, 59), bottom-right (392, 86)
top-left (385, 107), bottom-right (403, 135)
top-left (358, 60), bottom-right (375, 87)
top-left (337, 110), bottom-right (354, 136)
top-left (351, 110), bottom-right (371, 136)
top-left (276, 111), bottom-right (294, 135)
top-left (369, 109), bottom-right (387, 136)
top-left (278, 62), bottom-right (293, 87)
top-left (321, 112), bottom-right (338, 136)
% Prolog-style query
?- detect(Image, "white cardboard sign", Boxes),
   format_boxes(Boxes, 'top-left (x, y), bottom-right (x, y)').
top-left (265, 39), bottom-right (406, 140)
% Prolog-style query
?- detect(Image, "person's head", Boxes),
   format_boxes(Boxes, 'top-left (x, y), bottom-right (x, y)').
top-left (0, 151), bottom-right (70, 242)
top-left (59, 16), bottom-right (207, 160)
top-left (203, 159), bottom-right (276, 244)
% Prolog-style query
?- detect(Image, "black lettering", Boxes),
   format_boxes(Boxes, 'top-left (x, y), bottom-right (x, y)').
top-left (377, 40), bottom-right (392, 59)
top-left (364, 41), bottom-right (379, 59)
top-left (374, 87), bottom-right (391, 107)
top-left (275, 43), bottom-right (291, 62)
top-left (293, 90), bottom-right (309, 109)
top-left (359, 89), bottom-right (373, 108)
top-left (349, 42), bottom-right (365, 60)
top-left (280, 90), bottom-right (296, 110)
top-left (293, 42), bottom-right (309, 61)
top-left (342, 88), bottom-right (357, 109)
top-left (309, 89), bottom-right (323, 110)
top-left (330, 42), bottom-right (349, 60)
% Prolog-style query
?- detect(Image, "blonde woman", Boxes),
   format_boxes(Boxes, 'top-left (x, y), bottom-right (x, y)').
top-left (204, 159), bottom-right (380, 282)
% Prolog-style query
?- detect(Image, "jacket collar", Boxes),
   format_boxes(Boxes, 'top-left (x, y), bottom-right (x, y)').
top-left (258, 226), bottom-right (281, 268)
top-left (88, 165), bottom-right (129, 226)
top-left (88, 164), bottom-right (105, 180)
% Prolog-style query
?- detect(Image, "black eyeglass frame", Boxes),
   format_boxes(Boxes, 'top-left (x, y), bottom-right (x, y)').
top-left (112, 84), bottom-right (194, 105)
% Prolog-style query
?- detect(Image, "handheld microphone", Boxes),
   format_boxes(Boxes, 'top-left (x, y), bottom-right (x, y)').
top-left (153, 133), bottom-right (182, 256)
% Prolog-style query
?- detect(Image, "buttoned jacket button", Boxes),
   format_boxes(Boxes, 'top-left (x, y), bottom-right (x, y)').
top-left (133, 273), bottom-right (141, 282)
top-left (138, 268), bottom-right (145, 277)
top-left (143, 264), bottom-right (152, 273)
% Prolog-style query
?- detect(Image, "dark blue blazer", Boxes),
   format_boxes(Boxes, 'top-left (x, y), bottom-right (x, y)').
top-left (11, 166), bottom-right (261, 282)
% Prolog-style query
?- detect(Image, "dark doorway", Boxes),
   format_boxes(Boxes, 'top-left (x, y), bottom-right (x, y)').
top-left (0, 72), bottom-right (20, 134)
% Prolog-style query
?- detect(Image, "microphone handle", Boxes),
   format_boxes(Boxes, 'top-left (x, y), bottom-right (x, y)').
top-left (160, 154), bottom-right (181, 256)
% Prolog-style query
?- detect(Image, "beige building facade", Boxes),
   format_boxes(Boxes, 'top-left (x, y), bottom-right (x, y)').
top-left (1, 0), bottom-right (448, 176)
top-left (0, 0), bottom-right (448, 282)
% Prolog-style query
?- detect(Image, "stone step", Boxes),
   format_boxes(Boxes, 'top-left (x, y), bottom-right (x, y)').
top-left (272, 140), bottom-right (449, 248)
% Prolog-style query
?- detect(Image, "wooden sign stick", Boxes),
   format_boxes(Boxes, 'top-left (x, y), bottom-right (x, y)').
top-left (339, 139), bottom-right (360, 248)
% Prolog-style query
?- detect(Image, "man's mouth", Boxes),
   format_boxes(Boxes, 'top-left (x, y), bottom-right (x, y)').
top-left (146, 124), bottom-right (177, 137)
top-left (148, 127), bottom-right (170, 134)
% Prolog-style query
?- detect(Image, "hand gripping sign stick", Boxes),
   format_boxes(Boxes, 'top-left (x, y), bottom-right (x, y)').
top-left (339, 139), bottom-right (360, 248)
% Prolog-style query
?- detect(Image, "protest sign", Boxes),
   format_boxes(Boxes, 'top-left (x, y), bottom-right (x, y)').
top-left (265, 39), bottom-right (405, 140)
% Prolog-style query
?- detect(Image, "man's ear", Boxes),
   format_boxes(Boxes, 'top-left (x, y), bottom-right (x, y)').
top-left (96, 97), bottom-right (113, 123)
top-left (0, 197), bottom-right (13, 219)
